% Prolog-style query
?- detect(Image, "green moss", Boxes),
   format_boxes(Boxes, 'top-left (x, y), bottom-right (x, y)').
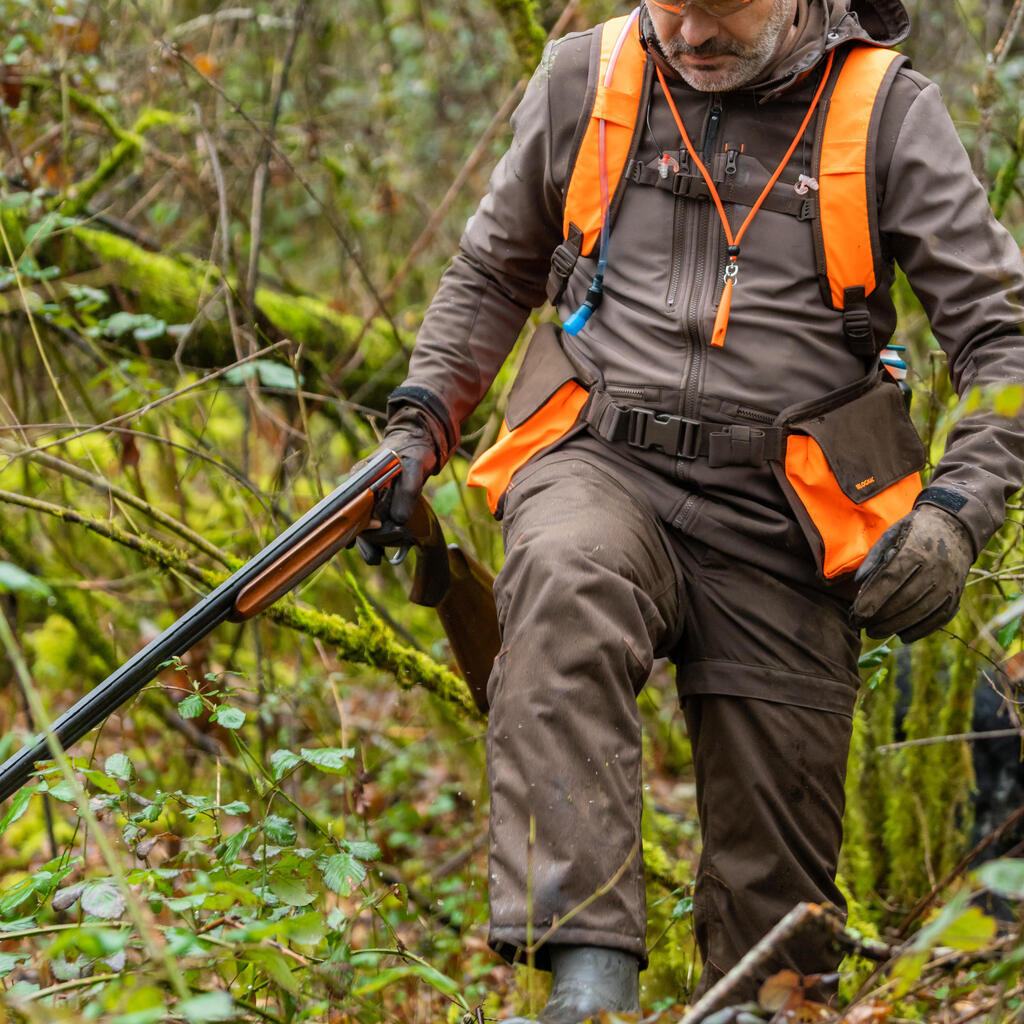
top-left (841, 702), bottom-right (877, 901)
top-left (490, 0), bottom-right (547, 71)
top-left (25, 614), bottom-right (79, 679)
top-left (642, 799), bottom-right (697, 1008)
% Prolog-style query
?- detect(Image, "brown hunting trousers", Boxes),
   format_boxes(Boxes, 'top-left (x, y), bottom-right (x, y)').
top-left (485, 451), bottom-right (862, 996)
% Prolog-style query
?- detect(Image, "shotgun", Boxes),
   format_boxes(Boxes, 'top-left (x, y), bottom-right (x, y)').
top-left (0, 449), bottom-right (498, 802)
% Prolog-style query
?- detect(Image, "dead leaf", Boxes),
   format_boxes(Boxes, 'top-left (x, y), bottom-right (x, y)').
top-left (759, 969), bottom-right (803, 1012)
top-left (193, 53), bottom-right (220, 78)
top-left (841, 1002), bottom-right (891, 1024)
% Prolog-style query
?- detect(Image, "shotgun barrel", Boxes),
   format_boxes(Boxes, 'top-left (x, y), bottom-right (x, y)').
top-left (0, 449), bottom-right (402, 803)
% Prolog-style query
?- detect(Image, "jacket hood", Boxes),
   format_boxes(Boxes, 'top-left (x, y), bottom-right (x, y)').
top-left (641, 0), bottom-right (910, 96)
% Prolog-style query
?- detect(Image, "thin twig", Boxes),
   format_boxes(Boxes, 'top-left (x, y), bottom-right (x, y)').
top-left (245, 0), bottom-right (309, 316)
top-left (877, 727), bottom-right (1024, 753)
top-left (341, 0), bottom-right (581, 377)
top-left (13, 340), bottom-right (288, 457)
top-left (895, 801), bottom-right (1024, 938)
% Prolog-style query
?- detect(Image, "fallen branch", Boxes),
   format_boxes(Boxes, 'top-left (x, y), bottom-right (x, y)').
top-left (0, 488), bottom-right (482, 721)
top-left (679, 903), bottom-right (840, 1024)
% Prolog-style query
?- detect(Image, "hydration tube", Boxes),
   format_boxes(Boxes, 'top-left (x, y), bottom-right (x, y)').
top-left (563, 9), bottom-right (641, 336)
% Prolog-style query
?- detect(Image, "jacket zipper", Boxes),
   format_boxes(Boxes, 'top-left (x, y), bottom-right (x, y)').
top-left (605, 384), bottom-right (648, 400)
top-left (666, 197), bottom-right (686, 310)
top-left (681, 94), bottom-right (723, 419)
top-left (702, 97), bottom-right (723, 164)
top-left (733, 404), bottom-right (775, 424)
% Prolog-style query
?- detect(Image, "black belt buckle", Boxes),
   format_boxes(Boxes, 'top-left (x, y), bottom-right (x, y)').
top-left (628, 408), bottom-right (701, 458)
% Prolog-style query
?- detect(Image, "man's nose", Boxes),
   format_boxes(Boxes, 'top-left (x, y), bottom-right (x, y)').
top-left (675, 7), bottom-right (721, 49)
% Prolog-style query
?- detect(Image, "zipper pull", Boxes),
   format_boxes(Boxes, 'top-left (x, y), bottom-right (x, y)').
top-left (702, 99), bottom-right (723, 163)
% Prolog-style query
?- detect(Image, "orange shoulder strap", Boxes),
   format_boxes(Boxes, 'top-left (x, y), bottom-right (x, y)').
top-left (817, 44), bottom-right (904, 309)
top-left (562, 9), bottom-right (647, 257)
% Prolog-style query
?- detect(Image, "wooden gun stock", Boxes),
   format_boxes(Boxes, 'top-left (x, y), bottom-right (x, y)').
top-left (403, 498), bottom-right (498, 714)
top-left (435, 546), bottom-right (499, 715)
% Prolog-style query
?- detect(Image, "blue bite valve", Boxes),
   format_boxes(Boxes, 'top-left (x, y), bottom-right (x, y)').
top-left (563, 279), bottom-right (604, 337)
top-left (563, 303), bottom-right (594, 336)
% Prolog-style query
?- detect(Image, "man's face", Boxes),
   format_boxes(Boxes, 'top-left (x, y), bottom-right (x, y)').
top-left (646, 0), bottom-right (798, 92)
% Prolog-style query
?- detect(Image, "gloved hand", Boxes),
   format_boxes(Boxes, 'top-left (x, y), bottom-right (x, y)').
top-left (377, 407), bottom-right (439, 526)
top-left (355, 407), bottom-right (440, 565)
top-left (849, 503), bottom-right (975, 642)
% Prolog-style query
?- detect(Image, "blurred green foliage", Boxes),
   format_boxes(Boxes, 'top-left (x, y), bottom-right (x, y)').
top-left (0, 0), bottom-right (1023, 1019)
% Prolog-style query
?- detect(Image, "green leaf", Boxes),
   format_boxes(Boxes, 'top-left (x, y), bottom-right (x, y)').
top-left (212, 706), bottom-right (245, 730)
top-left (105, 753), bottom-right (132, 782)
top-left (858, 644), bottom-right (892, 670)
top-left (671, 896), bottom-right (693, 919)
top-left (0, 562), bottom-right (52, 599)
top-left (269, 874), bottom-right (316, 908)
top-left (997, 616), bottom-right (1022, 648)
top-left (246, 947), bottom-right (300, 993)
top-left (0, 191), bottom-right (32, 210)
top-left (280, 911), bottom-right (326, 945)
top-left (0, 952), bottom-right (27, 978)
top-left (344, 840), bottom-right (381, 861)
top-left (300, 747), bottom-right (355, 775)
top-left (263, 815), bottom-right (296, 846)
top-left (219, 801), bottom-right (249, 816)
top-left (81, 881), bottom-right (126, 920)
top-left (24, 212), bottom-right (63, 246)
top-left (0, 787), bottom-right (33, 836)
top-left (909, 889), bottom-right (995, 954)
top-left (976, 858), bottom-right (1024, 899)
top-left (81, 769), bottom-right (121, 795)
top-left (938, 906), bottom-right (997, 951)
top-left (270, 749), bottom-right (302, 781)
top-left (323, 852), bottom-right (367, 896)
top-left (432, 480), bottom-right (461, 516)
top-left (215, 826), bottom-right (252, 866)
top-left (164, 892), bottom-right (208, 912)
top-left (177, 694), bottom-right (204, 719)
top-left (41, 780), bottom-right (77, 803)
top-left (95, 312), bottom-right (167, 342)
top-left (224, 359), bottom-right (301, 391)
top-left (352, 962), bottom-right (462, 998)
top-left (177, 991), bottom-right (234, 1022)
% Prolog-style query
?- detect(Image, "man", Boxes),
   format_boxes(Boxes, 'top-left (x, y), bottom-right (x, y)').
top-left (370, 0), bottom-right (1024, 1019)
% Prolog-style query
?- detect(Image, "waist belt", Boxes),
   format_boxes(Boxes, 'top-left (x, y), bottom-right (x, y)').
top-left (584, 390), bottom-right (785, 468)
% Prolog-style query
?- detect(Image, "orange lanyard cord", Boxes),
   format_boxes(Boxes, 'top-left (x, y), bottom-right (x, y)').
top-left (654, 51), bottom-right (836, 345)
top-left (654, 50), bottom-right (834, 257)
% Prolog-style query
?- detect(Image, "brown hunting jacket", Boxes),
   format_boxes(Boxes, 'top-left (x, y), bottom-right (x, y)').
top-left (395, 0), bottom-right (1024, 592)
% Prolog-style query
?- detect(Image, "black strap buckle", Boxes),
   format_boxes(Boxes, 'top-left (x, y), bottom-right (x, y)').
top-left (628, 408), bottom-right (701, 458)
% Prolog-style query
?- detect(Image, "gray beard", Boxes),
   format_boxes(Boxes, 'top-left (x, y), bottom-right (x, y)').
top-left (654, 0), bottom-right (794, 92)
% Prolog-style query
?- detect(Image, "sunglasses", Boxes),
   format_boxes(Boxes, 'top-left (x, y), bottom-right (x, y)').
top-left (648, 0), bottom-right (754, 16)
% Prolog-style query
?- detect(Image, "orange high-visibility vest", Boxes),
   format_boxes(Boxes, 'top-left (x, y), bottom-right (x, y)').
top-left (468, 12), bottom-right (906, 523)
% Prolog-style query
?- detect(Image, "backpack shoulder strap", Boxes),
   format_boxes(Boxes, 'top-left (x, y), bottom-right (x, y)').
top-left (547, 8), bottom-right (649, 303)
top-left (812, 43), bottom-right (907, 355)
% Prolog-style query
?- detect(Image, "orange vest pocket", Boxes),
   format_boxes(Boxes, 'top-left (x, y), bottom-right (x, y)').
top-left (467, 381), bottom-right (589, 514)
top-left (784, 434), bottom-right (922, 579)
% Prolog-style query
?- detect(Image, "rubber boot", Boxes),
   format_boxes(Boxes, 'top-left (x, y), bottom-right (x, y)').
top-left (505, 945), bottom-right (641, 1023)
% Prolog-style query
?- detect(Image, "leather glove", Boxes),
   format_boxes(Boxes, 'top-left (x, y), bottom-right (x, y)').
top-left (355, 407), bottom-right (440, 565)
top-left (376, 407), bottom-right (439, 526)
top-left (849, 503), bottom-right (975, 642)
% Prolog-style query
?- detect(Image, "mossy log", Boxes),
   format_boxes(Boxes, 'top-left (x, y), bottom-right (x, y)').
top-left (0, 209), bottom-right (410, 409)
